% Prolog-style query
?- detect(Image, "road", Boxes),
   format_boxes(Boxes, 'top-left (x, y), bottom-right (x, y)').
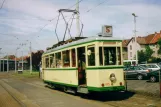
top-left (127, 79), bottom-right (160, 96)
top-left (0, 72), bottom-right (161, 107)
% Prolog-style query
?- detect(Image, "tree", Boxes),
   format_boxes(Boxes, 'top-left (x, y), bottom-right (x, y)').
top-left (3, 55), bottom-right (16, 60)
top-left (157, 38), bottom-right (161, 54)
top-left (26, 50), bottom-right (44, 71)
top-left (138, 50), bottom-right (147, 63)
top-left (145, 45), bottom-right (153, 60)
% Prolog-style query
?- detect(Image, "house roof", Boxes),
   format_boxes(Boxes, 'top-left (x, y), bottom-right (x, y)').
top-left (137, 37), bottom-right (146, 44)
top-left (125, 31), bottom-right (161, 46)
top-left (145, 34), bottom-right (155, 44)
top-left (150, 33), bottom-right (161, 44)
top-left (122, 39), bottom-right (130, 47)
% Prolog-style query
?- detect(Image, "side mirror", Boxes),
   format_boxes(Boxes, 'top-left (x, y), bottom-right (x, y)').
top-left (87, 50), bottom-right (91, 56)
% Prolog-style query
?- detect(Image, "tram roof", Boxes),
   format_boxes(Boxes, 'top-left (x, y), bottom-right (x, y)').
top-left (44, 36), bottom-right (122, 54)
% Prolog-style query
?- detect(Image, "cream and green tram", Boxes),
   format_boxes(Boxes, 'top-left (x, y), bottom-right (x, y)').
top-left (42, 36), bottom-right (125, 94)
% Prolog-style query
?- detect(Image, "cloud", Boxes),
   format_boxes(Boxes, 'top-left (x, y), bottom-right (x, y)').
top-left (1, 0), bottom-right (161, 57)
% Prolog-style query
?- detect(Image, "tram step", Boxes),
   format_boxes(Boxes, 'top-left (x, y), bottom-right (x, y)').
top-left (66, 89), bottom-right (76, 94)
top-left (77, 86), bottom-right (89, 94)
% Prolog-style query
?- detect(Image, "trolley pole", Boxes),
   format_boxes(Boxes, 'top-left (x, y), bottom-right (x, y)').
top-left (30, 42), bottom-right (32, 74)
top-left (76, 0), bottom-right (80, 37)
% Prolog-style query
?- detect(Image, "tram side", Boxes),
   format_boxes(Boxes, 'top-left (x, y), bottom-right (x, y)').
top-left (42, 38), bottom-right (125, 94)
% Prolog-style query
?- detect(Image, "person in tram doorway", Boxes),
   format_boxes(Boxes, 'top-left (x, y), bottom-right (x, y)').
top-left (78, 56), bottom-right (86, 85)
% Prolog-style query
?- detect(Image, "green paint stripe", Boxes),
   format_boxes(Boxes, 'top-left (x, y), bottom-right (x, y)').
top-left (61, 40), bottom-right (121, 50)
top-left (44, 66), bottom-right (123, 71)
top-left (87, 66), bottom-right (124, 70)
top-left (44, 40), bottom-right (122, 55)
top-left (44, 68), bottom-right (77, 70)
top-left (88, 86), bottom-right (125, 91)
top-left (44, 80), bottom-right (78, 87)
top-left (44, 80), bottom-right (125, 91)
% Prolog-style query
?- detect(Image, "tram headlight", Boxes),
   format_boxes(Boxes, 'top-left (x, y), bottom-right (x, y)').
top-left (110, 73), bottom-right (116, 82)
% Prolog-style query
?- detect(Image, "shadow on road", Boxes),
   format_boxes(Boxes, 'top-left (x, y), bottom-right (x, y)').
top-left (80, 91), bottom-right (135, 102)
top-left (45, 85), bottom-right (135, 102)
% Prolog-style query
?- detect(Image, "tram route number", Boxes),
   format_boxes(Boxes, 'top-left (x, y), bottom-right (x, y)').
top-left (105, 83), bottom-right (110, 86)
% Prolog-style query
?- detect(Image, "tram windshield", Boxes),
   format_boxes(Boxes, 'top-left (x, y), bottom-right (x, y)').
top-left (99, 47), bottom-right (121, 66)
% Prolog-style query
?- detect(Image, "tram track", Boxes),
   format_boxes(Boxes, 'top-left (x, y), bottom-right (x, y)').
top-left (25, 80), bottom-right (161, 107)
top-left (3, 77), bottom-right (161, 107)
top-left (0, 80), bottom-right (26, 107)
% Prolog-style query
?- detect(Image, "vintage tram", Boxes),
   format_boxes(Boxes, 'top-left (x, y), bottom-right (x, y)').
top-left (42, 29), bottom-right (125, 94)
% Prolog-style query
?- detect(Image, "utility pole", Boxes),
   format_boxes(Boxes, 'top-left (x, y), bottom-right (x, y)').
top-left (3, 59), bottom-right (4, 72)
top-left (22, 51), bottom-right (23, 71)
top-left (7, 53), bottom-right (9, 73)
top-left (0, 48), bottom-right (1, 72)
top-left (76, 0), bottom-right (80, 37)
top-left (132, 13), bottom-right (138, 64)
top-left (30, 42), bottom-right (32, 74)
top-left (15, 48), bottom-right (19, 73)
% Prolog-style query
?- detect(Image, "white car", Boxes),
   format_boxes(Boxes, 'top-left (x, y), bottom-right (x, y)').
top-left (139, 63), bottom-right (160, 71)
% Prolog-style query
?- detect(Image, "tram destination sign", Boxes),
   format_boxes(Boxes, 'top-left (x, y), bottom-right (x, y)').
top-left (102, 25), bottom-right (113, 37)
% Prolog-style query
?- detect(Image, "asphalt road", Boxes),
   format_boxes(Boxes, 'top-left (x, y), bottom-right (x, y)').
top-left (126, 80), bottom-right (160, 96)
top-left (0, 72), bottom-right (161, 107)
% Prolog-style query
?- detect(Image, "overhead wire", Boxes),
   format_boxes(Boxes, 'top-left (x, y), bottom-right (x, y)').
top-left (1, 0), bottom-right (86, 55)
top-left (68, 0), bottom-right (84, 9)
top-left (0, 0), bottom-right (5, 10)
top-left (35, 0), bottom-right (85, 36)
top-left (86, 0), bottom-right (109, 13)
top-left (0, 17), bottom-right (48, 21)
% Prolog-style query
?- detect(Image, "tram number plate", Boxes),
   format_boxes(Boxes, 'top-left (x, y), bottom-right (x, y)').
top-left (105, 83), bottom-right (110, 86)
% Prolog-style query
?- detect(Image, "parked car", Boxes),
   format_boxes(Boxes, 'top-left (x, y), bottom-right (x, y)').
top-left (139, 63), bottom-right (160, 71)
top-left (124, 66), bottom-right (150, 80)
top-left (147, 70), bottom-right (161, 82)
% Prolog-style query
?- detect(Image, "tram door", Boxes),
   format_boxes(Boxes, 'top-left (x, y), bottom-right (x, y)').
top-left (77, 47), bottom-right (86, 86)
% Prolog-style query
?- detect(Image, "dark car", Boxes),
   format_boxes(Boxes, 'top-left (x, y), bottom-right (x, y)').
top-left (124, 66), bottom-right (150, 80)
top-left (147, 70), bottom-right (161, 82)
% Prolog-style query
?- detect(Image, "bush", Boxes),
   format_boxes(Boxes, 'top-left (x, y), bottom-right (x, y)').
top-left (148, 57), bottom-right (161, 63)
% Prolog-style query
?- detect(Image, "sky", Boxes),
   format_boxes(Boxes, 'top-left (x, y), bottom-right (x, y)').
top-left (0, 0), bottom-right (161, 57)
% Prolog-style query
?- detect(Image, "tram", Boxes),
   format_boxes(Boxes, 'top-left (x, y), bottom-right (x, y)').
top-left (42, 26), bottom-right (125, 94)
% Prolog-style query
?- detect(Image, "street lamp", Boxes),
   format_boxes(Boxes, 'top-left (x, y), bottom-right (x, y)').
top-left (132, 13), bottom-right (138, 64)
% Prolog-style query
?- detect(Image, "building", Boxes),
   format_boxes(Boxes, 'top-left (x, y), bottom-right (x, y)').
top-left (0, 55), bottom-right (29, 72)
top-left (0, 59), bottom-right (18, 72)
top-left (124, 30), bottom-right (161, 60)
top-left (122, 39), bottom-right (130, 60)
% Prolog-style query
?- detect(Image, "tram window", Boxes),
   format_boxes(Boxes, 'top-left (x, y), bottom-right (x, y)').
top-left (117, 47), bottom-right (121, 65)
top-left (50, 54), bottom-right (55, 68)
top-left (99, 47), bottom-right (103, 66)
top-left (45, 56), bottom-right (49, 68)
top-left (88, 47), bottom-right (95, 66)
top-left (71, 49), bottom-right (76, 67)
top-left (63, 50), bottom-right (70, 67)
top-left (104, 47), bottom-right (116, 65)
top-left (55, 52), bottom-right (62, 68)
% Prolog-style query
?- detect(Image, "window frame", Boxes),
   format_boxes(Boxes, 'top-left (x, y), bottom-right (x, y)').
top-left (99, 46), bottom-right (122, 66)
top-left (87, 45), bottom-right (95, 66)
